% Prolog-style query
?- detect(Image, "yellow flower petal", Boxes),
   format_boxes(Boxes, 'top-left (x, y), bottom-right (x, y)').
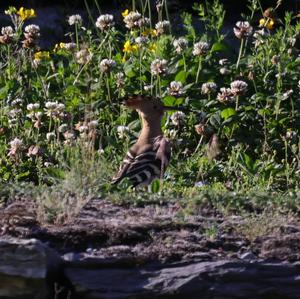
top-left (17, 7), bottom-right (36, 21)
top-left (122, 9), bottom-right (129, 17)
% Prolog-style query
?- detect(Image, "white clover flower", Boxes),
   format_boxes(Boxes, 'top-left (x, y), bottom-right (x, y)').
top-left (100, 58), bottom-right (116, 73)
top-left (95, 14), bottom-right (115, 31)
top-left (44, 161), bottom-right (53, 167)
top-left (230, 80), bottom-right (248, 96)
top-left (8, 138), bottom-right (23, 157)
top-left (144, 84), bottom-right (154, 92)
top-left (75, 49), bottom-right (93, 65)
top-left (201, 82), bottom-right (217, 95)
top-left (11, 98), bottom-right (23, 106)
top-left (68, 14), bottom-right (82, 26)
top-left (24, 24), bottom-right (40, 39)
top-left (44, 101), bottom-right (65, 120)
top-left (150, 58), bottom-right (168, 76)
top-left (220, 67), bottom-right (230, 75)
top-left (27, 145), bottom-right (41, 157)
top-left (27, 103), bottom-right (40, 111)
top-left (46, 132), bottom-right (56, 141)
top-left (78, 125), bottom-right (89, 133)
top-left (155, 20), bottom-right (170, 36)
top-left (234, 21), bottom-right (253, 39)
top-left (217, 88), bottom-right (234, 103)
top-left (64, 42), bottom-right (76, 51)
top-left (173, 37), bottom-right (188, 54)
top-left (116, 72), bottom-right (125, 88)
top-left (63, 131), bottom-right (75, 140)
top-left (283, 89), bottom-right (294, 100)
top-left (123, 11), bottom-right (143, 30)
top-left (167, 81), bottom-right (184, 97)
top-left (135, 36), bottom-right (149, 46)
top-left (219, 58), bottom-right (229, 66)
top-left (58, 124), bottom-right (68, 133)
top-left (192, 41), bottom-right (209, 56)
top-left (1, 26), bottom-right (14, 37)
top-left (8, 109), bottom-right (22, 118)
top-left (170, 111), bottom-right (186, 126)
top-left (117, 125), bottom-right (129, 139)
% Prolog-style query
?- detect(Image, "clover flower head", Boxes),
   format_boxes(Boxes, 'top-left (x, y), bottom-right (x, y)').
top-left (24, 24), bottom-right (40, 39)
top-left (75, 48), bottom-right (93, 65)
top-left (201, 82), bottom-right (217, 95)
top-left (9, 138), bottom-right (23, 157)
top-left (192, 41), bottom-right (209, 56)
top-left (27, 145), bottom-right (41, 157)
top-left (117, 125), bottom-right (129, 139)
top-left (68, 14), bottom-right (82, 26)
top-left (233, 21), bottom-right (253, 39)
top-left (155, 20), bottom-right (170, 36)
top-left (116, 72), bottom-right (125, 88)
top-left (27, 103), bottom-right (40, 111)
top-left (64, 42), bottom-right (77, 51)
top-left (100, 58), bottom-right (116, 73)
top-left (167, 81), bottom-right (184, 97)
top-left (144, 84), bottom-right (154, 92)
top-left (135, 36), bottom-right (149, 46)
top-left (283, 89), bottom-right (294, 100)
top-left (96, 14), bottom-right (115, 31)
top-left (58, 124), bottom-right (68, 133)
top-left (11, 98), bottom-right (23, 107)
top-left (217, 88), bottom-right (234, 103)
top-left (123, 11), bottom-right (143, 29)
top-left (170, 111), bottom-right (186, 126)
top-left (173, 37), bottom-right (188, 54)
top-left (1, 26), bottom-right (14, 37)
top-left (219, 58), bottom-right (229, 66)
top-left (44, 101), bottom-right (65, 120)
top-left (230, 80), bottom-right (248, 96)
top-left (150, 58), bottom-right (168, 76)
top-left (46, 132), bottom-right (56, 141)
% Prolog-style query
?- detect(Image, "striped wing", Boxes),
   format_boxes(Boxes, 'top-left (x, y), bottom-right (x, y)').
top-left (112, 147), bottom-right (170, 187)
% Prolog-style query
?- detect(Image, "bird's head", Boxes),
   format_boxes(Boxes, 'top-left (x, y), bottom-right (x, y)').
top-left (121, 95), bottom-right (188, 120)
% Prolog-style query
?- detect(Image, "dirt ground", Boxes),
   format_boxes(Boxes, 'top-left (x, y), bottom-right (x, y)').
top-left (1, 198), bottom-right (300, 264)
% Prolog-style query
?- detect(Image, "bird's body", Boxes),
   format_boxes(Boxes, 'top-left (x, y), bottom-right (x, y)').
top-left (112, 95), bottom-right (176, 187)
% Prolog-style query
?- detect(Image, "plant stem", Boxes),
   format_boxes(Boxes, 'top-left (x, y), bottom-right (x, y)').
top-left (75, 24), bottom-right (79, 50)
top-left (195, 58), bottom-right (202, 84)
top-left (236, 38), bottom-right (245, 69)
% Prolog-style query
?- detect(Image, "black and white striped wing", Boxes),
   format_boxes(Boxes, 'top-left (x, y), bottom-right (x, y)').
top-left (111, 151), bottom-right (135, 185)
top-left (112, 150), bottom-right (167, 187)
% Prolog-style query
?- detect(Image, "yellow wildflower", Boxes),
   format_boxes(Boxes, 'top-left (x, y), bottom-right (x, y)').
top-left (4, 7), bottom-right (17, 15)
top-left (123, 41), bottom-right (138, 53)
top-left (54, 42), bottom-right (66, 52)
top-left (142, 28), bottom-right (157, 37)
top-left (17, 7), bottom-right (36, 21)
top-left (259, 18), bottom-right (275, 30)
top-left (148, 43), bottom-right (157, 53)
top-left (122, 9), bottom-right (129, 17)
top-left (34, 51), bottom-right (50, 61)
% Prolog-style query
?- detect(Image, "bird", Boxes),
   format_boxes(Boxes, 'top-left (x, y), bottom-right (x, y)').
top-left (111, 95), bottom-right (186, 188)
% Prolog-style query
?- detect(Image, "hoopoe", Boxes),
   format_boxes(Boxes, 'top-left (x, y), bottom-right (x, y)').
top-left (112, 95), bottom-right (185, 187)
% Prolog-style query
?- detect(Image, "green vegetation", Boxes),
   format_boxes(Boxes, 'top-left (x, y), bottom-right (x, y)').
top-left (0, 1), bottom-right (300, 222)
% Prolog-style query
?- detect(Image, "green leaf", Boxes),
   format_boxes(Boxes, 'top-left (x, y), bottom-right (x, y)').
top-left (211, 41), bottom-right (230, 53)
top-left (175, 70), bottom-right (187, 83)
top-left (221, 108), bottom-right (236, 120)
top-left (151, 179), bottom-right (160, 193)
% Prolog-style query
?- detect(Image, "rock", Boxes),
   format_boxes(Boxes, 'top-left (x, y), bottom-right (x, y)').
top-left (240, 252), bottom-right (256, 260)
top-left (64, 259), bottom-right (300, 299)
top-left (0, 237), bottom-right (61, 299)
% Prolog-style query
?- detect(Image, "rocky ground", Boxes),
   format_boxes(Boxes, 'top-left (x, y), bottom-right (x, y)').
top-left (1, 198), bottom-right (300, 298)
